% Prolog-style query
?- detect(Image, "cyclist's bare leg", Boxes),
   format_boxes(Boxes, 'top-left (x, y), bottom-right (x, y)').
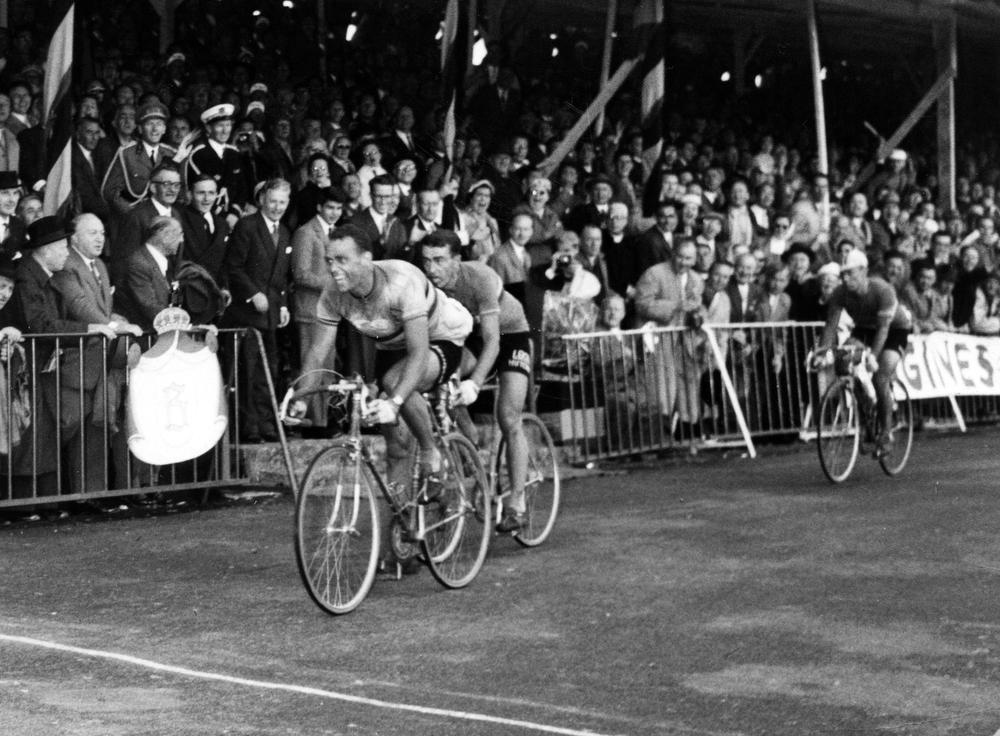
top-left (498, 370), bottom-right (529, 513)
top-left (381, 356), bottom-right (444, 477)
top-left (875, 349), bottom-right (901, 440)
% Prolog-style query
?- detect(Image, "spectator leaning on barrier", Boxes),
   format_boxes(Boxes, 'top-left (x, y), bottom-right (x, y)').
top-left (970, 270), bottom-right (1000, 336)
top-left (904, 261), bottom-right (952, 334)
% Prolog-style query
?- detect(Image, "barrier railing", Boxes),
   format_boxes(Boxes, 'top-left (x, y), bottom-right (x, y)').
top-left (556, 321), bottom-right (820, 464)
top-left (0, 327), bottom-right (296, 510)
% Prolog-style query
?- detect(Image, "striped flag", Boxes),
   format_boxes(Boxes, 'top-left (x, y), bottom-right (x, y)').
top-left (42, 0), bottom-right (75, 217)
top-left (633, 0), bottom-right (664, 172)
top-left (440, 0), bottom-right (468, 170)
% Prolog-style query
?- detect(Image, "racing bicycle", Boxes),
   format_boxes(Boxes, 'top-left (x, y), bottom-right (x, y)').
top-left (809, 344), bottom-right (914, 483)
top-left (280, 372), bottom-right (491, 615)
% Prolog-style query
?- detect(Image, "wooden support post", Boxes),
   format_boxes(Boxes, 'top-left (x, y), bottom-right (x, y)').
top-left (467, 0), bottom-right (478, 68)
top-left (0, 0), bottom-right (7, 30)
top-left (538, 57), bottom-right (641, 176)
top-left (805, 0), bottom-right (830, 231)
top-left (595, 0), bottom-right (618, 135)
top-left (875, 69), bottom-right (956, 162)
top-left (935, 13), bottom-right (957, 212)
top-left (317, 0), bottom-right (327, 83)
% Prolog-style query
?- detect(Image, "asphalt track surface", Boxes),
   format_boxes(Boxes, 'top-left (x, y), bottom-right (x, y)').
top-left (3, 429), bottom-right (1000, 736)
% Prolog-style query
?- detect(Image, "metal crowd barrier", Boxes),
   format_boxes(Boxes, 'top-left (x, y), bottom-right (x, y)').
top-left (555, 321), bottom-right (822, 464)
top-left (0, 328), bottom-right (296, 510)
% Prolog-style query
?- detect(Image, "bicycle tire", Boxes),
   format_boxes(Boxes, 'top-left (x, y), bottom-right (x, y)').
top-left (817, 379), bottom-right (860, 483)
top-left (422, 432), bottom-right (491, 589)
top-left (879, 378), bottom-right (913, 476)
top-left (495, 413), bottom-right (561, 547)
top-left (295, 443), bottom-right (380, 615)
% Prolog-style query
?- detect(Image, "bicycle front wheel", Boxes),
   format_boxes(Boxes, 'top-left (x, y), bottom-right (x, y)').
top-left (422, 433), bottom-right (491, 589)
top-left (295, 443), bottom-right (381, 615)
top-left (817, 379), bottom-right (860, 483)
top-left (879, 378), bottom-right (913, 476)
top-left (495, 413), bottom-right (561, 547)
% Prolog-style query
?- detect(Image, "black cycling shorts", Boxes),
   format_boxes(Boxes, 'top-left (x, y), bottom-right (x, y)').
top-left (851, 326), bottom-right (910, 355)
top-left (374, 340), bottom-right (464, 389)
top-left (464, 331), bottom-right (532, 378)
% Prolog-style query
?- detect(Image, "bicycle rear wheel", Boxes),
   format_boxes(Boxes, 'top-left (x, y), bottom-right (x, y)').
top-left (295, 443), bottom-right (380, 615)
top-left (879, 378), bottom-right (913, 476)
top-left (817, 379), bottom-right (860, 483)
top-left (422, 433), bottom-right (491, 589)
top-left (495, 413), bottom-right (561, 547)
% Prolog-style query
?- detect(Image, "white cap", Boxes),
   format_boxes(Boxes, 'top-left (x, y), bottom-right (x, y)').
top-left (681, 193), bottom-right (701, 208)
top-left (889, 148), bottom-right (907, 161)
top-left (923, 218), bottom-right (940, 234)
top-left (201, 103), bottom-right (235, 125)
top-left (842, 249), bottom-right (868, 271)
top-left (817, 261), bottom-right (841, 278)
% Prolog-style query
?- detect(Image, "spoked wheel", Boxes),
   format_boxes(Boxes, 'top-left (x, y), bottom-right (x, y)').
top-left (817, 379), bottom-right (860, 483)
top-left (422, 433), bottom-right (491, 589)
top-left (878, 378), bottom-right (913, 476)
top-left (295, 444), bottom-right (380, 615)
top-left (281, 368), bottom-right (351, 434)
top-left (495, 414), bottom-right (561, 547)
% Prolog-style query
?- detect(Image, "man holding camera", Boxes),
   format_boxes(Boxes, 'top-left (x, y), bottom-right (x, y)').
top-left (634, 237), bottom-right (706, 439)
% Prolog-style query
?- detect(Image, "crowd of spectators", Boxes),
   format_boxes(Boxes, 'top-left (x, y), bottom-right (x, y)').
top-left (2, 1), bottom-right (1000, 496)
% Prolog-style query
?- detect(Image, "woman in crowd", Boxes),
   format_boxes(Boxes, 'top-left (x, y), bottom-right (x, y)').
top-left (461, 180), bottom-right (502, 262)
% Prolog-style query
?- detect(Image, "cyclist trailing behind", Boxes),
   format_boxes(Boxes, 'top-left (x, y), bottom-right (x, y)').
top-left (813, 249), bottom-right (912, 455)
top-left (295, 224), bottom-right (473, 505)
top-left (420, 230), bottom-right (532, 533)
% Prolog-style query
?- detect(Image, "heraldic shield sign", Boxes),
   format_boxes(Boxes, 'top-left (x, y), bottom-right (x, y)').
top-left (127, 308), bottom-right (228, 466)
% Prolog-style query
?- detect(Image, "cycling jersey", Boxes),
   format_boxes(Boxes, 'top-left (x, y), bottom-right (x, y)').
top-left (444, 261), bottom-right (529, 335)
top-left (316, 259), bottom-right (472, 350)
top-left (828, 276), bottom-right (912, 332)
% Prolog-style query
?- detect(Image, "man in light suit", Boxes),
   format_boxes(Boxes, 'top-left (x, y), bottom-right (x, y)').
top-left (114, 216), bottom-right (181, 332)
top-left (52, 214), bottom-right (142, 490)
top-left (224, 178), bottom-right (293, 442)
top-left (488, 212), bottom-right (533, 308)
top-left (291, 186), bottom-right (343, 432)
top-left (349, 173), bottom-right (408, 261)
top-left (634, 237), bottom-right (706, 439)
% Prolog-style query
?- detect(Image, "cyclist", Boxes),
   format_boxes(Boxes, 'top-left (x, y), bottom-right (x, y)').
top-left (297, 224), bottom-right (473, 493)
top-left (420, 230), bottom-right (532, 532)
top-left (814, 249), bottom-right (912, 454)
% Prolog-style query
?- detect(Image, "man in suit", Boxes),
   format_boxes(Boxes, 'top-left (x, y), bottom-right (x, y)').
top-left (72, 116), bottom-right (111, 223)
top-left (185, 103), bottom-right (251, 222)
top-left (224, 178), bottom-right (293, 443)
top-left (179, 173), bottom-right (231, 297)
top-left (101, 101), bottom-right (179, 218)
top-left (93, 104), bottom-right (136, 178)
top-left (602, 202), bottom-right (638, 300)
top-left (564, 174), bottom-right (615, 234)
top-left (634, 202), bottom-right (678, 278)
top-left (12, 217), bottom-right (118, 493)
top-left (291, 186), bottom-right (343, 432)
top-left (52, 214), bottom-right (142, 490)
top-left (488, 212), bottom-right (534, 307)
top-left (379, 106), bottom-right (426, 173)
top-left (350, 173), bottom-right (408, 261)
top-left (111, 162), bottom-right (185, 287)
top-left (0, 170), bottom-right (26, 256)
top-left (114, 215), bottom-right (181, 331)
top-left (634, 237), bottom-right (706, 439)
top-left (726, 253), bottom-right (765, 324)
top-left (259, 116), bottom-right (296, 185)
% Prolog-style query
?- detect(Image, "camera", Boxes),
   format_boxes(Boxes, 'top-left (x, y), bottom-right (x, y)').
top-left (555, 253), bottom-right (573, 268)
top-left (235, 132), bottom-right (253, 145)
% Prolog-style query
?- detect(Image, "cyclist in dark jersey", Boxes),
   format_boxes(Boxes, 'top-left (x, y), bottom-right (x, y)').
top-left (420, 230), bottom-right (532, 532)
top-left (816, 249), bottom-right (912, 453)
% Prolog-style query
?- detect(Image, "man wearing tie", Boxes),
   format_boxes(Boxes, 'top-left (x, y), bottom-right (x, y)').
top-left (101, 101), bottom-right (179, 218)
top-left (179, 173), bottom-right (231, 298)
top-left (224, 178), bottom-right (293, 443)
top-left (349, 174), bottom-right (408, 261)
top-left (71, 117), bottom-right (111, 223)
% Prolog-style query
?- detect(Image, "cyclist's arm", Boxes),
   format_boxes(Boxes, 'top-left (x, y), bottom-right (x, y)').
top-left (299, 322), bottom-right (339, 389)
top-left (869, 311), bottom-right (892, 358)
top-left (818, 307), bottom-right (843, 352)
top-left (386, 315), bottom-right (431, 403)
top-left (468, 312), bottom-right (500, 389)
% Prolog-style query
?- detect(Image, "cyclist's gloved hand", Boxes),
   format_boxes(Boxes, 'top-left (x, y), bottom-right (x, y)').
top-left (366, 398), bottom-right (399, 425)
top-left (865, 353), bottom-right (878, 373)
top-left (458, 379), bottom-right (480, 406)
top-left (810, 350), bottom-right (832, 369)
top-left (288, 399), bottom-right (308, 420)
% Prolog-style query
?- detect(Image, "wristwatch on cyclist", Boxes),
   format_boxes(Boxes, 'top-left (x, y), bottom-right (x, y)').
top-left (390, 395), bottom-right (405, 410)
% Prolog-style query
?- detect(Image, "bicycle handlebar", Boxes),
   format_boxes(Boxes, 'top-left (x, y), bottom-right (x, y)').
top-left (279, 376), bottom-right (371, 426)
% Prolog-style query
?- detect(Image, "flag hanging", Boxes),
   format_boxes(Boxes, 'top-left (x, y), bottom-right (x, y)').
top-left (42, 1), bottom-right (75, 217)
top-left (440, 0), bottom-right (468, 169)
top-left (633, 0), bottom-right (664, 172)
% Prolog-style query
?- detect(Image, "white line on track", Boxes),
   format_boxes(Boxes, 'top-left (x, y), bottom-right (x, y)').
top-left (0, 633), bottom-right (623, 736)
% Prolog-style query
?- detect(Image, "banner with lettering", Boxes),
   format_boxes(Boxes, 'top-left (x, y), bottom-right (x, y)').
top-left (897, 332), bottom-right (1000, 399)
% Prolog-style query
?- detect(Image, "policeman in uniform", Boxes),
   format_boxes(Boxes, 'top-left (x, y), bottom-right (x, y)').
top-left (185, 103), bottom-right (250, 224)
top-left (101, 101), bottom-right (180, 217)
